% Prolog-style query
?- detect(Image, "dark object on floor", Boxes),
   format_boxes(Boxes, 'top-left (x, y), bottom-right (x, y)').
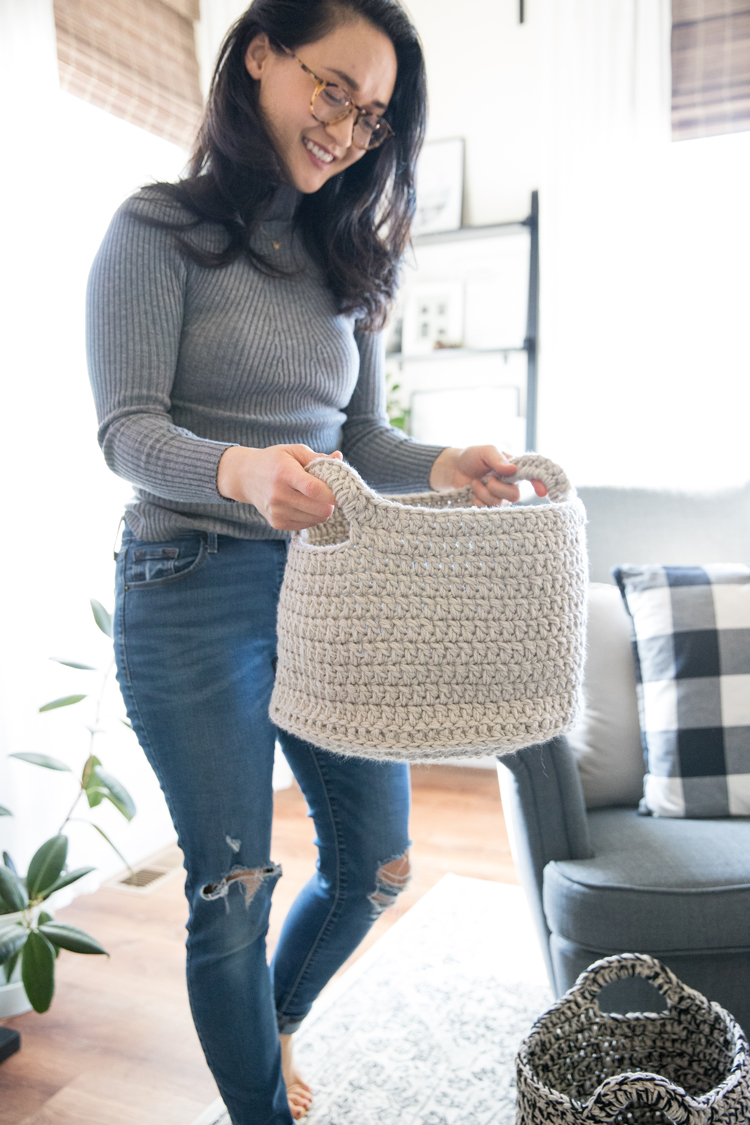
top-left (517, 953), bottom-right (750, 1124)
top-left (0, 1026), bottom-right (21, 1063)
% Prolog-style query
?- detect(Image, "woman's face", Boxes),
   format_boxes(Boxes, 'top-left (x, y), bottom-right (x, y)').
top-left (245, 19), bottom-right (398, 194)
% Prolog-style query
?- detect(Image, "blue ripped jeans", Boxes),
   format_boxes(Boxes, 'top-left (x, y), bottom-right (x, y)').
top-left (114, 527), bottom-right (411, 1125)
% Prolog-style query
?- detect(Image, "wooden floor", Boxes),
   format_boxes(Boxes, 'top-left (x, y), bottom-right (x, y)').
top-left (0, 765), bottom-right (516, 1125)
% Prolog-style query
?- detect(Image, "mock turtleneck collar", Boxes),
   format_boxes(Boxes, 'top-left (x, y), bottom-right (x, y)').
top-left (263, 183), bottom-right (302, 222)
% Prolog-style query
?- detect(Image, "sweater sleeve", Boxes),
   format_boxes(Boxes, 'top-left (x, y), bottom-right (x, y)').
top-left (86, 195), bottom-right (236, 505)
top-left (340, 326), bottom-right (447, 493)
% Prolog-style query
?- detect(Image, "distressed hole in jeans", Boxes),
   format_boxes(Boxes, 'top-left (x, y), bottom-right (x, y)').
top-left (201, 863), bottom-right (282, 907)
top-left (368, 853), bottom-right (411, 919)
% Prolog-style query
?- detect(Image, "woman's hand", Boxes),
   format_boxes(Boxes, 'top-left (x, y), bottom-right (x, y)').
top-left (429, 446), bottom-right (548, 506)
top-left (217, 444), bottom-right (342, 530)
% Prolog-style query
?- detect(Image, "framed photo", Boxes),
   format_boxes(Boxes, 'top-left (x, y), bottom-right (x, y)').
top-left (401, 280), bottom-right (464, 356)
top-left (413, 137), bottom-right (465, 237)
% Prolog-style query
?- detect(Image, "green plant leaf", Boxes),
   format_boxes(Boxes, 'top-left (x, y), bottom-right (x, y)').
top-left (0, 865), bottom-right (28, 912)
top-left (81, 751), bottom-right (100, 787)
top-left (85, 787), bottom-right (105, 809)
top-left (36, 913), bottom-right (58, 958)
top-left (120, 718), bottom-right (133, 730)
top-left (9, 752), bottom-right (72, 771)
top-left (81, 754), bottom-right (100, 790)
top-left (26, 836), bottom-right (68, 898)
top-left (22, 931), bottom-right (56, 1012)
top-left (38, 694), bottom-right (87, 713)
top-left (50, 658), bottom-right (97, 670)
top-left (3, 948), bottom-right (21, 983)
top-left (0, 924), bottom-right (28, 965)
top-left (2, 852), bottom-right (17, 875)
top-left (83, 755), bottom-right (104, 809)
top-left (40, 866), bottom-right (96, 901)
top-left (94, 768), bottom-right (136, 821)
top-left (85, 823), bottom-right (133, 875)
top-left (0, 805), bottom-right (11, 817)
top-left (90, 599), bottom-right (113, 638)
top-left (39, 922), bottom-right (108, 956)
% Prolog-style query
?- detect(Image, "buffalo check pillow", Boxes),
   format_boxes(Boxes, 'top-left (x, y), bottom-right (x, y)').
top-left (614, 564), bottom-right (750, 818)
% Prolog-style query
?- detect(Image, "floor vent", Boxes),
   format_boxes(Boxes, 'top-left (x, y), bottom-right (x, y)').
top-left (119, 867), bottom-right (167, 888)
top-left (105, 844), bottom-right (184, 896)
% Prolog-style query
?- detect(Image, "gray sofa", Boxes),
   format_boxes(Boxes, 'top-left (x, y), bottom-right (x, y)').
top-left (498, 481), bottom-right (750, 1027)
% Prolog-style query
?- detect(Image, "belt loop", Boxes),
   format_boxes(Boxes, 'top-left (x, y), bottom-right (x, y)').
top-left (207, 532), bottom-right (218, 554)
top-left (113, 516), bottom-right (126, 561)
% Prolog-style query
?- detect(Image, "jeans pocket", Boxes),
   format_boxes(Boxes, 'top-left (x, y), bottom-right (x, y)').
top-left (123, 535), bottom-right (208, 589)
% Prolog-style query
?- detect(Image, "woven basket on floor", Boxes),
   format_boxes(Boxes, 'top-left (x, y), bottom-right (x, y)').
top-left (269, 453), bottom-right (587, 762)
top-left (516, 953), bottom-right (750, 1124)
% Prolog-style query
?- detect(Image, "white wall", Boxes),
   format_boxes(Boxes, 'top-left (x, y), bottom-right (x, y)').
top-left (407, 0), bottom-right (750, 488)
top-left (407, 0), bottom-right (541, 225)
top-left (0, 83), bottom-right (189, 896)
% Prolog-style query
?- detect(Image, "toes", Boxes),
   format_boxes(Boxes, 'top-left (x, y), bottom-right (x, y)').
top-left (288, 1091), bottom-right (311, 1120)
top-left (288, 1085), bottom-right (312, 1107)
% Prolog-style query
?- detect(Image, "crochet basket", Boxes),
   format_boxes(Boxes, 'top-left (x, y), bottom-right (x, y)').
top-left (270, 453), bottom-right (588, 762)
top-left (516, 953), bottom-right (750, 1124)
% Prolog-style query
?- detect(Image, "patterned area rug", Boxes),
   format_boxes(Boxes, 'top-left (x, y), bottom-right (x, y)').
top-left (192, 874), bottom-right (553, 1125)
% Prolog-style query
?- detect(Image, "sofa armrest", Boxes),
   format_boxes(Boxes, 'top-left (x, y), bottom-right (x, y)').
top-left (497, 737), bottom-right (593, 991)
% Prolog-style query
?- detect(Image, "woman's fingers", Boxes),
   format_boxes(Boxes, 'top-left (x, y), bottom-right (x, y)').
top-left (472, 478), bottom-right (517, 507)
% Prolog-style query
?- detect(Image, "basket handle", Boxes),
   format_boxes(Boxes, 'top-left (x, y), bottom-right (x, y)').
top-left (583, 1072), bottom-right (707, 1124)
top-left (571, 953), bottom-right (712, 1016)
top-left (498, 454), bottom-right (573, 502)
top-left (305, 457), bottom-right (380, 526)
top-left (305, 454), bottom-right (575, 523)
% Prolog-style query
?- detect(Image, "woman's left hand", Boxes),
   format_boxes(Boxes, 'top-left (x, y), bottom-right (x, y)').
top-left (428, 445), bottom-right (548, 506)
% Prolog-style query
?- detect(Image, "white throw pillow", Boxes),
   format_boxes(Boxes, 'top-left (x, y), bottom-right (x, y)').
top-left (566, 583), bottom-right (645, 808)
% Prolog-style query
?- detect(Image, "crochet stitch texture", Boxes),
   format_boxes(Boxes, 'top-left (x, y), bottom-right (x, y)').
top-left (270, 454), bottom-right (588, 761)
top-left (516, 953), bottom-right (750, 1123)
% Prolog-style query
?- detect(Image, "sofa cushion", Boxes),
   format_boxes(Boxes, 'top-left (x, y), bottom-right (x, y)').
top-left (566, 583), bottom-right (645, 808)
top-left (577, 483), bottom-right (750, 586)
top-left (615, 563), bottom-right (750, 818)
top-left (543, 807), bottom-right (750, 952)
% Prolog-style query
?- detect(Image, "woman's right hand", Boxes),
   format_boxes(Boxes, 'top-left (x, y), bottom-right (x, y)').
top-left (217, 444), bottom-right (342, 530)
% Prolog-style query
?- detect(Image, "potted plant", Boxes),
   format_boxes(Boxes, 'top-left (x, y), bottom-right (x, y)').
top-left (0, 836), bottom-right (106, 1013)
top-left (0, 600), bottom-right (136, 1016)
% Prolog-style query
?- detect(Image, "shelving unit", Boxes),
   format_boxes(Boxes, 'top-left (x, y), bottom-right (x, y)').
top-left (388, 191), bottom-right (539, 452)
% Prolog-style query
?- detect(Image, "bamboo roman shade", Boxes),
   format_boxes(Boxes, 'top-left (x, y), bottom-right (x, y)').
top-left (53, 0), bottom-right (203, 149)
top-left (672, 0), bottom-right (750, 140)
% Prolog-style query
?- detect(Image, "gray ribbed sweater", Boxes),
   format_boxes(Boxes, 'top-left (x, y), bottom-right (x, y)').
top-left (86, 185), bottom-right (446, 541)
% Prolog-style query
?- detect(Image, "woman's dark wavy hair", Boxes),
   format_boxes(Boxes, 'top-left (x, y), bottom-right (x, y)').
top-left (141, 0), bottom-right (426, 330)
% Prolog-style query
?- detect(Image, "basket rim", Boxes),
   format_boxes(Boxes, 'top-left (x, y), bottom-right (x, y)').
top-left (294, 490), bottom-right (586, 557)
top-left (517, 998), bottom-right (749, 1111)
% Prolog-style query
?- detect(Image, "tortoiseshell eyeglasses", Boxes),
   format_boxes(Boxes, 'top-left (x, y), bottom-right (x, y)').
top-left (281, 46), bottom-right (395, 151)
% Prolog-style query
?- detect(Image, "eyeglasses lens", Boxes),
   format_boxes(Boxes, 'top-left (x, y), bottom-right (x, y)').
top-left (312, 85), bottom-right (391, 150)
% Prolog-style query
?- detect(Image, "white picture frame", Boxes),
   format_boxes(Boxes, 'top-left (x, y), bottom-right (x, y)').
top-left (401, 280), bottom-right (465, 356)
top-left (413, 137), bottom-right (465, 237)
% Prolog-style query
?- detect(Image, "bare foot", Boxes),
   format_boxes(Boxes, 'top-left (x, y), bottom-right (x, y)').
top-left (280, 1033), bottom-right (312, 1121)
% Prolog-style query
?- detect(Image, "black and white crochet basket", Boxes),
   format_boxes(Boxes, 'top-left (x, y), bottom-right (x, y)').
top-left (516, 954), bottom-right (750, 1124)
top-left (270, 453), bottom-right (588, 762)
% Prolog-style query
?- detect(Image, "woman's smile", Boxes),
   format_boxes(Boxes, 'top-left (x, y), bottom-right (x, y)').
top-left (302, 136), bottom-right (335, 167)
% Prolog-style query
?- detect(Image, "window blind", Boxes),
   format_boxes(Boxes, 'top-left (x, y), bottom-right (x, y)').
top-left (54, 0), bottom-right (203, 150)
top-left (672, 0), bottom-right (750, 141)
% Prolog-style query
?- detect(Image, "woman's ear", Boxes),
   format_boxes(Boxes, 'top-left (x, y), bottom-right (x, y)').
top-left (244, 33), bottom-right (272, 80)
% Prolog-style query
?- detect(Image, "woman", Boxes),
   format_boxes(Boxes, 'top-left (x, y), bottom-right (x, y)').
top-left (87, 2), bottom-right (543, 1121)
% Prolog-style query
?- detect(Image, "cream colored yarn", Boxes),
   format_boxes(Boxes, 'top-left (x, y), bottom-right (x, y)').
top-left (269, 454), bottom-right (588, 762)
